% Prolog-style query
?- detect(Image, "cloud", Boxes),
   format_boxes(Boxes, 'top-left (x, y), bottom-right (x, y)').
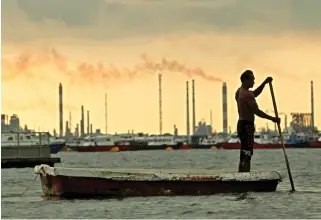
top-left (2, 0), bottom-right (321, 44)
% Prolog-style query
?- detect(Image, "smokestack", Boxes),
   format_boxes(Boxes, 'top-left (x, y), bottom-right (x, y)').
top-left (87, 110), bottom-right (90, 134)
top-left (311, 81), bottom-right (314, 131)
top-left (186, 81), bottom-right (190, 136)
top-left (69, 111), bottom-right (72, 132)
top-left (59, 83), bottom-right (63, 137)
top-left (90, 124), bottom-right (93, 134)
top-left (65, 121), bottom-right (69, 136)
top-left (159, 72), bottom-right (163, 135)
top-left (81, 105), bottom-right (84, 136)
top-left (222, 82), bottom-right (228, 134)
top-left (75, 123), bottom-right (79, 137)
top-left (105, 94), bottom-right (107, 134)
top-left (192, 79), bottom-right (196, 135)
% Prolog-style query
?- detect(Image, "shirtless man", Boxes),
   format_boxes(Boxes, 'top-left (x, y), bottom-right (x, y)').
top-left (235, 70), bottom-right (280, 172)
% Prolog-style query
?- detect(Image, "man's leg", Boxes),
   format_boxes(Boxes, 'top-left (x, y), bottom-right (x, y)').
top-left (239, 150), bottom-right (251, 172)
top-left (238, 125), bottom-right (254, 172)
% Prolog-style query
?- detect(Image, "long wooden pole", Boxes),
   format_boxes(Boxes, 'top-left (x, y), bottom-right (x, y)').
top-left (269, 81), bottom-right (295, 191)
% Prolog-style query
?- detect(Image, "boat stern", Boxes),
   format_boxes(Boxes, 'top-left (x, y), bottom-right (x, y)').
top-left (34, 164), bottom-right (63, 196)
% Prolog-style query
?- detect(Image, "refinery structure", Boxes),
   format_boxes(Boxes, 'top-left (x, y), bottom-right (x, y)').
top-left (1, 77), bottom-right (318, 138)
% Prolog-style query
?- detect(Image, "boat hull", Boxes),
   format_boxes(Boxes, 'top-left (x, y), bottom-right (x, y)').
top-left (34, 165), bottom-right (283, 198)
top-left (39, 175), bottom-right (280, 198)
top-left (50, 143), bottom-right (65, 154)
top-left (308, 141), bottom-right (321, 148)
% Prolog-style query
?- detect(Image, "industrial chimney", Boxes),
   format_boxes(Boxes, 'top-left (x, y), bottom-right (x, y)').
top-left (311, 81), bottom-right (315, 131)
top-left (65, 121), bottom-right (69, 136)
top-left (59, 83), bottom-right (63, 137)
top-left (75, 123), bottom-right (79, 137)
top-left (81, 105), bottom-right (84, 137)
top-left (105, 94), bottom-right (108, 134)
top-left (69, 111), bottom-right (72, 132)
top-left (186, 81), bottom-right (190, 136)
top-left (90, 124), bottom-right (93, 134)
top-left (222, 82), bottom-right (228, 134)
top-left (87, 110), bottom-right (90, 134)
top-left (192, 79), bottom-right (196, 135)
top-left (158, 72), bottom-right (163, 135)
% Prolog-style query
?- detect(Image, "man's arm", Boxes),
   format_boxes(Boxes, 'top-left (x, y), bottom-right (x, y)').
top-left (246, 92), bottom-right (278, 122)
top-left (253, 77), bottom-right (272, 97)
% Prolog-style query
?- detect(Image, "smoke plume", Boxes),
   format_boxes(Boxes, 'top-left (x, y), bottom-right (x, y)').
top-left (141, 53), bottom-right (223, 82)
top-left (2, 48), bottom-right (224, 83)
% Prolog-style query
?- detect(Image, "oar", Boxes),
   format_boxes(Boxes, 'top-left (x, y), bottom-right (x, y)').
top-left (269, 81), bottom-right (295, 192)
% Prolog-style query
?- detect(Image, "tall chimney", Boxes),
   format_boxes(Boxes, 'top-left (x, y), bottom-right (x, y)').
top-left (158, 72), bottom-right (163, 135)
top-left (87, 110), bottom-right (90, 134)
top-left (90, 124), bottom-right (93, 134)
top-left (59, 83), bottom-right (63, 137)
top-left (311, 81), bottom-right (314, 131)
top-left (75, 123), bottom-right (79, 137)
top-left (81, 105), bottom-right (84, 136)
top-left (186, 81), bottom-right (190, 136)
top-left (192, 79), bottom-right (196, 135)
top-left (105, 94), bottom-right (107, 134)
top-left (69, 111), bottom-right (72, 132)
top-left (222, 82), bottom-right (228, 134)
top-left (65, 121), bottom-right (69, 136)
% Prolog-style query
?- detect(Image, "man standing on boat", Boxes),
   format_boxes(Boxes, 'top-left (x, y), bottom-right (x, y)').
top-left (235, 70), bottom-right (280, 172)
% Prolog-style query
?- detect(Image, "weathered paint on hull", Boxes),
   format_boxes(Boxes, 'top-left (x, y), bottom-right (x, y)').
top-left (39, 174), bottom-right (280, 198)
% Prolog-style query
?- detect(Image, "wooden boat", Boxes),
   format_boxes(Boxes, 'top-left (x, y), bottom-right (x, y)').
top-left (34, 164), bottom-right (284, 198)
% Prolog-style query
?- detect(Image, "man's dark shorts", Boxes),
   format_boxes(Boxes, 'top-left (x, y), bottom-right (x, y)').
top-left (237, 120), bottom-right (255, 162)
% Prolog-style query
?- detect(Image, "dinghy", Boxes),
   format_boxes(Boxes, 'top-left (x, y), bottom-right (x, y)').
top-left (34, 164), bottom-right (284, 198)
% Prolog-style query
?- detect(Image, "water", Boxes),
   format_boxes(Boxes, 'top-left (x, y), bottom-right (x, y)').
top-left (2, 149), bottom-right (321, 219)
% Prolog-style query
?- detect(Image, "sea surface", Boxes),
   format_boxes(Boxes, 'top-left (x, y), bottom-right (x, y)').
top-left (2, 149), bottom-right (321, 219)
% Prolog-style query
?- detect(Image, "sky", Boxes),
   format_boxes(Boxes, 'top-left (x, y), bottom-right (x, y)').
top-left (1, 0), bottom-right (321, 135)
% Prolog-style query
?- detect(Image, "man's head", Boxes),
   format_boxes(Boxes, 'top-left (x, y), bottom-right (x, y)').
top-left (240, 70), bottom-right (255, 88)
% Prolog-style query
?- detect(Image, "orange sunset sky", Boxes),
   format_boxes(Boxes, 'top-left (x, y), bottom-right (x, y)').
top-left (1, 0), bottom-right (321, 134)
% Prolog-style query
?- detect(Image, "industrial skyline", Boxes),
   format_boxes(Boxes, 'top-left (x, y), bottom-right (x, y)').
top-left (53, 78), bottom-right (318, 137)
top-left (1, 77), bottom-right (318, 137)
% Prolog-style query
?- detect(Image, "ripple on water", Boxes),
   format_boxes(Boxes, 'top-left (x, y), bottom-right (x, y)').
top-left (2, 149), bottom-right (321, 219)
